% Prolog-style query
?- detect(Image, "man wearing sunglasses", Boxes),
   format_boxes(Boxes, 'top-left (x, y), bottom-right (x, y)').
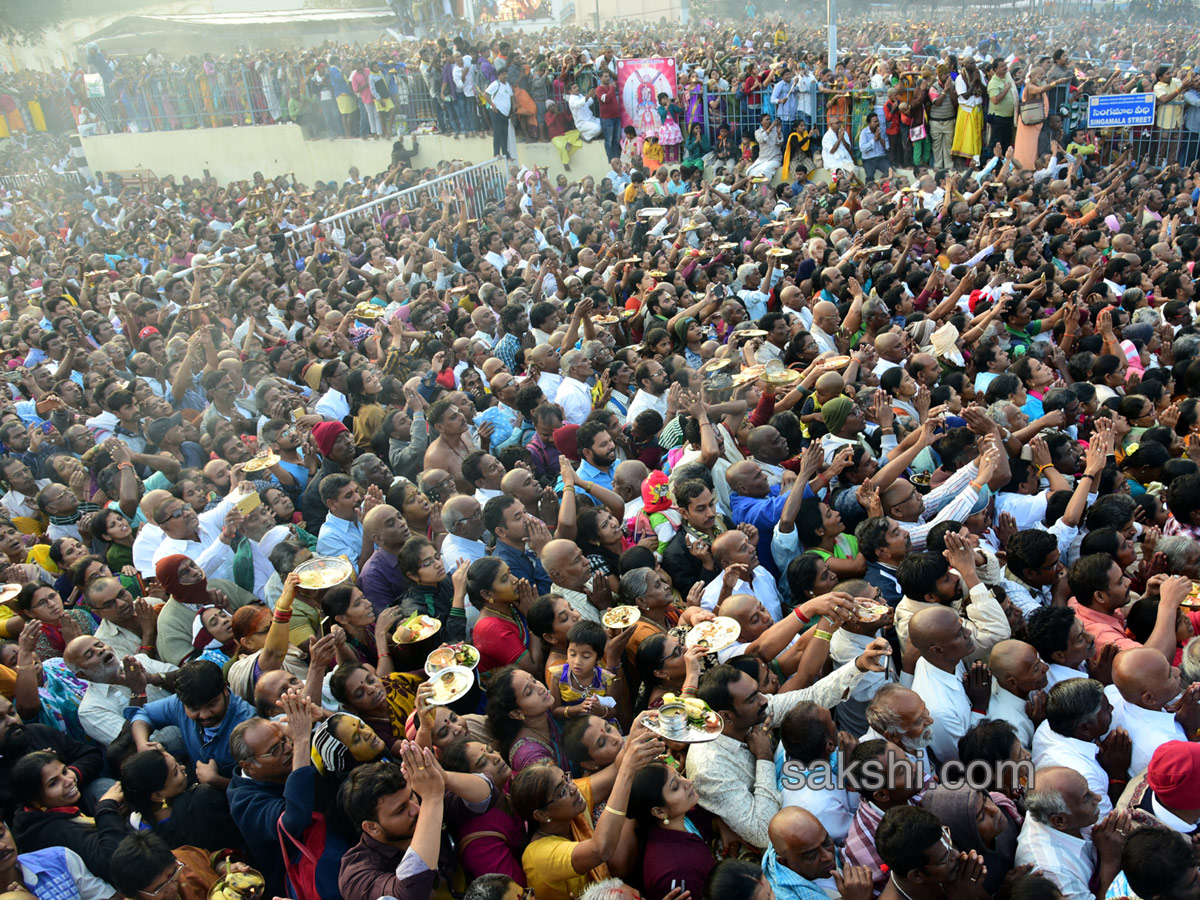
top-left (108, 830), bottom-right (253, 900)
top-left (145, 485), bottom-right (250, 581)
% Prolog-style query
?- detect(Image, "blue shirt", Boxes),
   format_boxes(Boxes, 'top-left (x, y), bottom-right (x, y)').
top-left (858, 125), bottom-right (889, 159)
top-left (328, 66), bottom-right (352, 96)
top-left (1021, 393), bottom-right (1045, 421)
top-left (20, 846), bottom-right (108, 900)
top-left (555, 458), bottom-right (616, 504)
top-left (730, 486), bottom-right (791, 578)
top-left (494, 540), bottom-right (551, 594)
top-left (126, 691), bottom-right (255, 777)
top-left (317, 514), bottom-right (366, 573)
top-left (277, 458), bottom-right (310, 492)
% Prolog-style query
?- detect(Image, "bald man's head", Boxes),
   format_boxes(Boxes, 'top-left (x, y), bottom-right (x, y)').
top-left (63, 636), bottom-right (120, 683)
top-left (875, 332), bottom-right (903, 361)
top-left (1112, 646), bottom-right (1183, 711)
top-left (362, 503), bottom-right (410, 549)
top-left (769, 807), bottom-right (836, 880)
top-left (908, 605), bottom-right (974, 665)
top-left (814, 372), bottom-right (844, 396)
top-left (613, 460), bottom-right (649, 500)
top-left (711, 529), bottom-right (757, 570)
top-left (139, 489), bottom-right (172, 522)
top-left (989, 639), bottom-right (1049, 699)
top-left (540, 539), bottom-right (591, 590)
top-left (726, 460), bottom-right (767, 497)
top-left (813, 300), bottom-right (839, 331)
top-left (718, 592), bottom-right (757, 623)
top-left (442, 495), bottom-right (484, 541)
top-left (1025, 766), bottom-right (1098, 832)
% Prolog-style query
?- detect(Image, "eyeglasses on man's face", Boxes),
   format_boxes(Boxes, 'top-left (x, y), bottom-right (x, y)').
top-left (139, 860), bottom-right (184, 898)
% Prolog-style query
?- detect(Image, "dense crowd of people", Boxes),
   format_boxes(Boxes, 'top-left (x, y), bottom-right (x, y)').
top-left (3, 9), bottom-right (1200, 900)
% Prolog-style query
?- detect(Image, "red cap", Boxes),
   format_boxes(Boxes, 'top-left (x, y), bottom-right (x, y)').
top-left (138, 326), bottom-right (160, 340)
top-left (311, 421), bottom-right (348, 457)
top-left (1146, 741), bottom-right (1200, 809)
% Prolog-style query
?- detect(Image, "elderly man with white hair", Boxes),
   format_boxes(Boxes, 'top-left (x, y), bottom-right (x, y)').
top-left (64, 635), bottom-right (178, 745)
top-left (736, 262), bottom-right (772, 320)
top-left (1015, 766), bottom-right (1128, 900)
top-left (555, 349), bottom-right (596, 426)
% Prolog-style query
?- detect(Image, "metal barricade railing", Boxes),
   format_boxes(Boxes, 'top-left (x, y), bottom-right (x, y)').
top-left (0, 171), bottom-right (85, 190)
top-left (1086, 100), bottom-right (1200, 168)
top-left (699, 85), bottom-right (823, 144)
top-left (282, 156), bottom-right (510, 260)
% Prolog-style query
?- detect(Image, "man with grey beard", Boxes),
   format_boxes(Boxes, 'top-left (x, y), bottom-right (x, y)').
top-left (64, 636), bottom-right (178, 745)
top-left (863, 684), bottom-right (937, 760)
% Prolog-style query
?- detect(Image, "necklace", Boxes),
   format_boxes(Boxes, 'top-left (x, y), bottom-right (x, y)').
top-left (485, 606), bottom-right (528, 644)
top-left (890, 876), bottom-right (917, 900)
top-left (443, 436), bottom-right (472, 461)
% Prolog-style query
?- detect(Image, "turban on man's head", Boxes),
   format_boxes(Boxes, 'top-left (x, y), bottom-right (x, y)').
top-left (822, 395), bottom-right (854, 434)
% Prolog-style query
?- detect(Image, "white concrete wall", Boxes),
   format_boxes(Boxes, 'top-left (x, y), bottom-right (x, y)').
top-left (79, 124), bottom-right (614, 184)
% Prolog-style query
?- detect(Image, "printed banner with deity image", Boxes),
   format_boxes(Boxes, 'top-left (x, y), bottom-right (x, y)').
top-left (617, 58), bottom-right (677, 136)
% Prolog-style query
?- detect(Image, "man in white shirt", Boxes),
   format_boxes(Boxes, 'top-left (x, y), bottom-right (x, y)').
top-left (606, 159), bottom-right (630, 191)
top-left (64, 636), bottom-right (177, 745)
top-left (483, 231), bottom-right (509, 274)
top-left (85, 576), bottom-right (159, 659)
top-left (0, 458), bottom-right (48, 521)
top-left (462, 451), bottom-right (506, 507)
top-left (555, 351), bottom-right (595, 426)
top-left (1015, 767), bottom-right (1117, 900)
top-left (871, 331), bottom-right (907, 379)
top-left (821, 123), bottom-right (856, 177)
top-left (1024, 604), bottom-right (1096, 688)
top-left (542, 539), bottom-right (605, 625)
top-left (527, 343), bottom-right (562, 401)
top-left (754, 313), bottom-right (789, 365)
top-left (146, 490), bottom-right (242, 580)
top-left (892, 536), bottom-right (1010, 660)
top-left (1107, 647), bottom-right (1191, 776)
top-left (484, 68), bottom-right (515, 159)
top-left (1033, 677), bottom-right (1128, 818)
top-left (313, 360), bottom-right (351, 422)
top-left (626, 360), bottom-right (671, 424)
top-left (686, 648), bottom-right (885, 850)
top-left (699, 530), bottom-right (782, 620)
top-left (441, 496), bottom-right (487, 573)
top-left (908, 605), bottom-right (991, 764)
top-left (809, 300), bottom-right (841, 355)
top-left (988, 639), bottom-right (1049, 749)
top-left (777, 703), bottom-right (860, 844)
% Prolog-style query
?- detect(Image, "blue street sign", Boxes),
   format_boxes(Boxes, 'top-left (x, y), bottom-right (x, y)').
top-left (1087, 93), bottom-right (1156, 128)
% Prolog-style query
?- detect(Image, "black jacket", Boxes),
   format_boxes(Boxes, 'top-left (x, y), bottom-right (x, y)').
top-left (662, 527), bottom-right (723, 597)
top-left (300, 457), bottom-right (347, 531)
top-left (151, 784), bottom-right (246, 855)
top-left (13, 798), bottom-right (129, 882)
